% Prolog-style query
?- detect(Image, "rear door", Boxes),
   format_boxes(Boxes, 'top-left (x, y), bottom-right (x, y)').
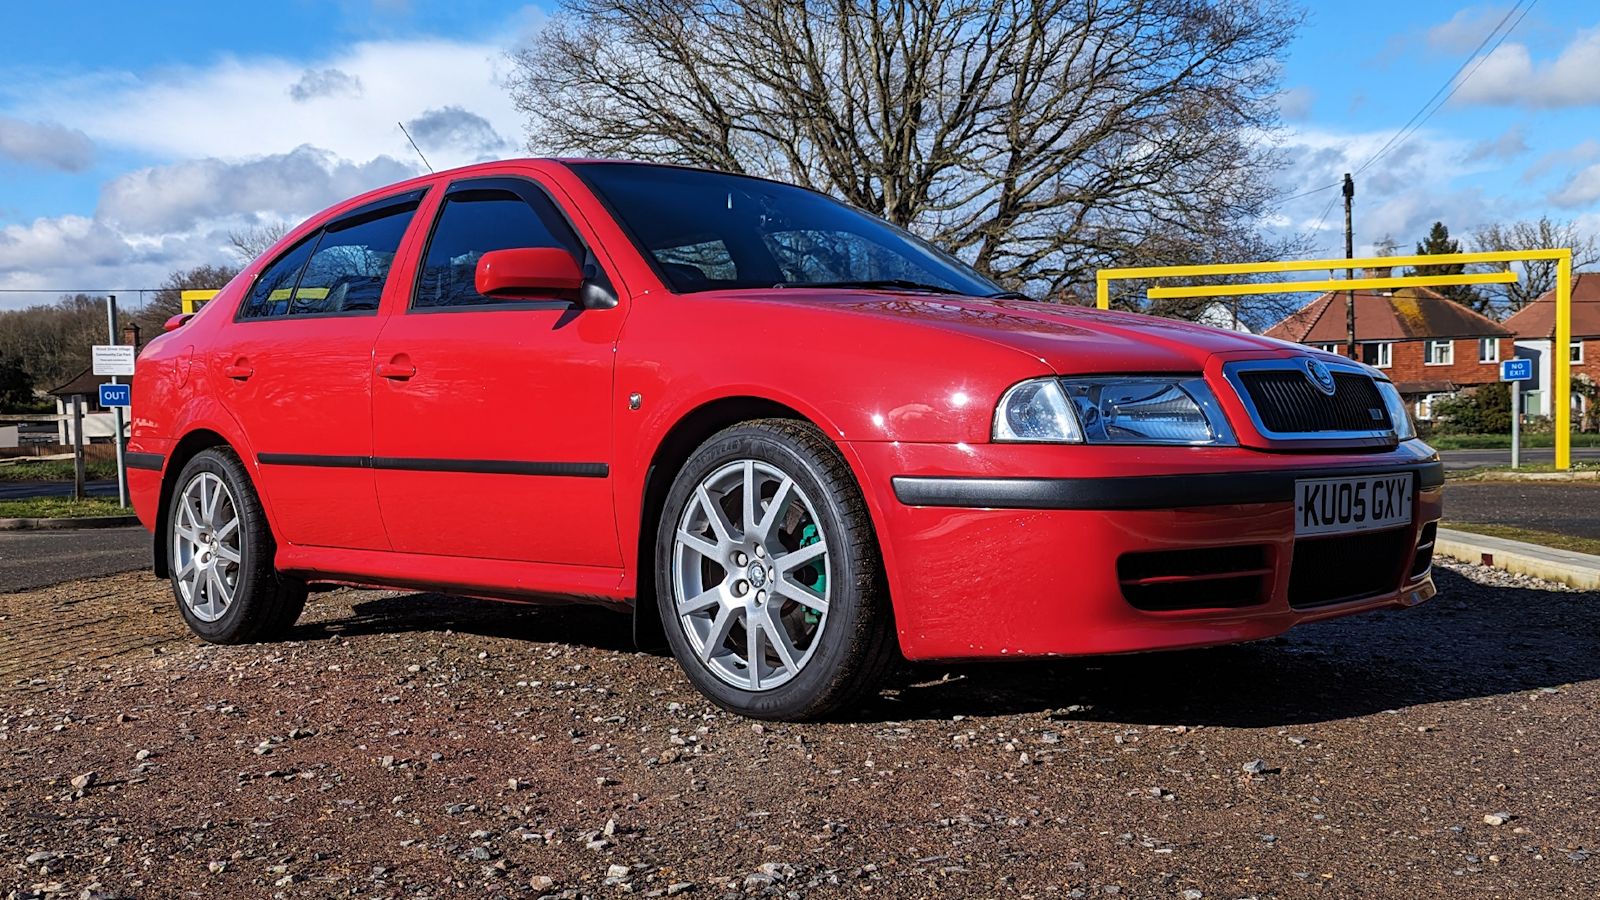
top-left (213, 190), bottom-right (426, 550)
top-left (370, 176), bottom-right (625, 566)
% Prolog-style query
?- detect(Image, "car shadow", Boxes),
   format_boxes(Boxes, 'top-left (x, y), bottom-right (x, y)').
top-left (285, 590), bottom-right (638, 653)
top-left (868, 567), bottom-right (1600, 727)
top-left (277, 568), bottom-right (1599, 729)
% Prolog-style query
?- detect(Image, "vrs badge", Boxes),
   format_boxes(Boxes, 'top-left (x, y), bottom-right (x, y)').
top-left (1304, 358), bottom-right (1337, 396)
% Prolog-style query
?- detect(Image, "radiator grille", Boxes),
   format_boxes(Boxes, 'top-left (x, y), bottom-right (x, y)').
top-left (1288, 528), bottom-right (1410, 609)
top-left (1238, 370), bottom-right (1392, 434)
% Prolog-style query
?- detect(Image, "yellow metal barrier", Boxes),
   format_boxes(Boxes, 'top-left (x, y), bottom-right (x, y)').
top-left (1096, 249), bottom-right (1574, 469)
top-left (180, 289), bottom-right (219, 314)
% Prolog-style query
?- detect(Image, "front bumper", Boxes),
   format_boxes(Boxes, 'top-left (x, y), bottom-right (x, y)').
top-left (847, 440), bottom-right (1442, 662)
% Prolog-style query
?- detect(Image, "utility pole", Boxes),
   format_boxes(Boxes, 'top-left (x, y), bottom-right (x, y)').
top-left (105, 295), bottom-right (128, 508)
top-left (1343, 174), bottom-right (1356, 360)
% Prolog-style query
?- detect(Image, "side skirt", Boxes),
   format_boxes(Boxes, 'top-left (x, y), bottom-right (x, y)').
top-left (275, 545), bottom-right (629, 607)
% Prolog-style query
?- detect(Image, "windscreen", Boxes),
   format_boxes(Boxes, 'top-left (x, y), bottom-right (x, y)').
top-left (572, 163), bottom-right (1002, 297)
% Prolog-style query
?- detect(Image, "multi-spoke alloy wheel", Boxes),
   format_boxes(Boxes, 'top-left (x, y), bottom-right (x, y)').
top-left (673, 459), bottom-right (831, 691)
top-left (166, 448), bottom-right (307, 644)
top-left (173, 471), bottom-right (242, 622)
top-left (657, 420), bottom-right (897, 721)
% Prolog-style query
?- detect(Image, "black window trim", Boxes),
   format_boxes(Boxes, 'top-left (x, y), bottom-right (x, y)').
top-left (406, 174), bottom-right (606, 315)
top-left (232, 188), bottom-right (428, 324)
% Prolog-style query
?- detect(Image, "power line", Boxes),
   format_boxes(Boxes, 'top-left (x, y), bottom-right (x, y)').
top-left (1280, 1), bottom-right (1535, 204)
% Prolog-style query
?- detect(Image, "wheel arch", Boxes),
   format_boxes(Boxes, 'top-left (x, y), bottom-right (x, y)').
top-left (151, 429), bottom-right (233, 578)
top-left (632, 396), bottom-right (827, 651)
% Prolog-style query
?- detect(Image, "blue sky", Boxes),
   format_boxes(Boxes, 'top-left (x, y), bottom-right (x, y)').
top-left (0, 0), bottom-right (1596, 310)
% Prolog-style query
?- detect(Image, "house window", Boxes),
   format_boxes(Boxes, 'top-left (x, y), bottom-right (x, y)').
top-left (1574, 341), bottom-right (1586, 364)
top-left (1478, 338), bottom-right (1499, 364)
top-left (1424, 339), bottom-right (1454, 366)
top-left (1414, 393), bottom-right (1450, 421)
top-left (1313, 342), bottom-right (1340, 355)
top-left (1360, 342), bottom-right (1392, 368)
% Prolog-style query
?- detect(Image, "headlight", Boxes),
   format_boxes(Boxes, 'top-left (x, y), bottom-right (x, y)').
top-left (1375, 380), bottom-right (1417, 440)
top-left (1060, 377), bottom-right (1237, 446)
top-left (993, 378), bottom-right (1082, 442)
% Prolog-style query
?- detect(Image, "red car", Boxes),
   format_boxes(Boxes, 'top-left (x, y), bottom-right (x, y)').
top-left (128, 160), bottom-right (1442, 720)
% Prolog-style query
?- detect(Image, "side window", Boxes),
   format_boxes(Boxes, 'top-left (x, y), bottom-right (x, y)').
top-left (238, 237), bottom-right (316, 320)
top-left (291, 202), bottom-right (419, 315)
top-left (414, 182), bottom-right (583, 309)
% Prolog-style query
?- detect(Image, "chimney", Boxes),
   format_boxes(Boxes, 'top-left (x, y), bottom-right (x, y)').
top-left (1361, 266), bottom-right (1393, 280)
top-left (121, 321), bottom-right (142, 353)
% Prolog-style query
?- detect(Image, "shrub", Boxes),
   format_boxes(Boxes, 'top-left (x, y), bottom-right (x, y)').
top-left (1431, 383), bottom-right (1513, 434)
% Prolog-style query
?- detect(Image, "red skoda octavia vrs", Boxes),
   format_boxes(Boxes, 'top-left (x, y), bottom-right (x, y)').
top-left (128, 160), bottom-right (1442, 720)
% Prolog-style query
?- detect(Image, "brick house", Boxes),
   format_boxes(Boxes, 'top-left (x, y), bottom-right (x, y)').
top-left (1503, 273), bottom-right (1600, 421)
top-left (1263, 269), bottom-right (1515, 419)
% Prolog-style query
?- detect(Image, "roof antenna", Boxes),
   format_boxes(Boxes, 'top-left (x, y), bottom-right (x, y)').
top-left (398, 121), bottom-right (433, 173)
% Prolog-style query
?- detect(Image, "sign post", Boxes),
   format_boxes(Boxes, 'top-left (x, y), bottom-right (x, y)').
top-left (1501, 357), bottom-right (1534, 469)
top-left (93, 307), bottom-right (136, 508)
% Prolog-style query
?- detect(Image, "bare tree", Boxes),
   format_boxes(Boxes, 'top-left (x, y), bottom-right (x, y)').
top-left (509, 0), bottom-right (1302, 301)
top-left (136, 264), bottom-right (241, 334)
top-left (1471, 216), bottom-right (1599, 316)
top-left (228, 221), bottom-right (293, 264)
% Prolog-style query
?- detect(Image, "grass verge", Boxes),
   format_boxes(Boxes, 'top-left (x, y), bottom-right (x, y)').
top-left (0, 497), bottom-right (132, 519)
top-left (1442, 522), bottom-right (1600, 558)
top-left (0, 459), bottom-right (118, 482)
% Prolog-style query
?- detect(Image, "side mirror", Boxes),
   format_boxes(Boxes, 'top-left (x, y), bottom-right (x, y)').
top-left (475, 248), bottom-right (585, 297)
top-left (164, 313), bottom-right (195, 332)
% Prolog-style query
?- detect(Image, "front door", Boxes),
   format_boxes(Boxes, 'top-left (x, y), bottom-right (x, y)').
top-left (214, 191), bottom-right (425, 550)
top-left (371, 177), bottom-right (624, 567)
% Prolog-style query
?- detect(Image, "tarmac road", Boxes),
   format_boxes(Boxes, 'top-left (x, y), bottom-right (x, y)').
top-left (0, 526), bottom-right (149, 593)
top-left (1442, 480), bottom-right (1600, 540)
top-left (0, 479), bottom-right (118, 500)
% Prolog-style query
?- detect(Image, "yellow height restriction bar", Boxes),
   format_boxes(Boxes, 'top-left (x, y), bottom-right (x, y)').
top-left (1095, 248), bottom-right (1575, 469)
top-left (180, 289), bottom-right (219, 314)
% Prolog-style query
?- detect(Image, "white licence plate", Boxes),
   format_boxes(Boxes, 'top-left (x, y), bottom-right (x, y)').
top-left (1294, 473), bottom-right (1413, 537)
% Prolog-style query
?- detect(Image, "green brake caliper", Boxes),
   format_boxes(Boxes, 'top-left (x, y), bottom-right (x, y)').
top-left (798, 523), bottom-right (826, 626)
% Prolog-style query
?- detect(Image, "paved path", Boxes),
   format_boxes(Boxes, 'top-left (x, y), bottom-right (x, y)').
top-left (1442, 480), bottom-right (1600, 540)
top-left (0, 526), bottom-right (149, 593)
top-left (0, 479), bottom-right (118, 500)
top-left (1438, 446), bottom-right (1600, 472)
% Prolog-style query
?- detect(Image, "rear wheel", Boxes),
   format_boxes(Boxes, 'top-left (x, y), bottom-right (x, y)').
top-left (656, 420), bottom-right (896, 720)
top-left (167, 448), bottom-right (306, 644)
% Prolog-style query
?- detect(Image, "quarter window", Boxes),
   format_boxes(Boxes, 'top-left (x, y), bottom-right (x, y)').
top-left (238, 194), bottom-right (420, 320)
top-left (290, 203), bottom-right (419, 315)
top-left (414, 181), bottom-right (584, 309)
top-left (1424, 339), bottom-right (1454, 366)
top-left (1360, 342), bottom-right (1392, 368)
top-left (1478, 338), bottom-right (1499, 364)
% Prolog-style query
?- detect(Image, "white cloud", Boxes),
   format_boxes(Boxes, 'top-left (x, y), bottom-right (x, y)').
top-left (1464, 122), bottom-right (1528, 163)
top-left (288, 68), bottom-right (364, 102)
top-left (1453, 28), bottom-right (1600, 109)
top-left (0, 116), bottom-right (94, 172)
top-left (405, 106), bottom-right (510, 161)
top-left (14, 38), bottom-right (524, 172)
top-left (97, 145), bottom-right (418, 233)
top-left (1521, 139), bottom-right (1600, 183)
top-left (1549, 164), bottom-right (1600, 209)
top-left (1276, 86), bottom-right (1316, 121)
top-left (1427, 5), bottom-right (1517, 54)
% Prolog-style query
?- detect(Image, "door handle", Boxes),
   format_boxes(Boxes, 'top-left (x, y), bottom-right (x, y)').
top-left (223, 364), bottom-right (253, 380)
top-left (376, 362), bottom-right (416, 379)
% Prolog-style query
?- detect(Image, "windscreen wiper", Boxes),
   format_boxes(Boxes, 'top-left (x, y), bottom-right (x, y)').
top-left (778, 279), bottom-right (967, 295)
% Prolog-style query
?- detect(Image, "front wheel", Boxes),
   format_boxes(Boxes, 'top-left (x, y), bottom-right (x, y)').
top-left (656, 420), bottom-right (896, 720)
top-left (167, 448), bottom-right (306, 644)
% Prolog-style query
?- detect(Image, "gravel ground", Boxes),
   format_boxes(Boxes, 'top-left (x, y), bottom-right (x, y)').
top-left (2, 562), bottom-right (1598, 900)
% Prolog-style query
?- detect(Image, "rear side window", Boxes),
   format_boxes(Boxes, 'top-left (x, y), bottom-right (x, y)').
top-left (413, 180), bottom-right (583, 309)
top-left (237, 192), bottom-right (421, 320)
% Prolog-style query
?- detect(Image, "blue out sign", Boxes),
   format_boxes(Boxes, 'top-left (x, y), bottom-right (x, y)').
top-left (1500, 358), bottom-right (1533, 382)
top-left (98, 383), bottom-right (131, 408)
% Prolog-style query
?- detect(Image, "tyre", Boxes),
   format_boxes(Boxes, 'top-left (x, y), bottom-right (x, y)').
top-left (167, 447), bottom-right (307, 644)
top-left (655, 419), bottom-right (896, 720)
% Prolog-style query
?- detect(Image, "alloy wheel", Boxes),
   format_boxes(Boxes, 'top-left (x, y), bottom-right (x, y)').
top-left (172, 471), bottom-right (242, 623)
top-left (671, 459), bottom-right (831, 691)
